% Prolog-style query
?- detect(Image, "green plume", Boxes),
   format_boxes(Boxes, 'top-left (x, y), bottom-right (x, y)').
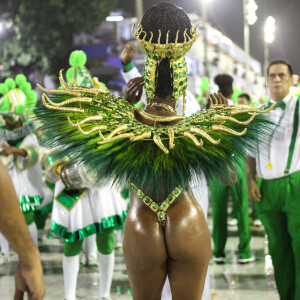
top-left (66, 67), bottom-right (75, 82)
top-left (5, 78), bottom-right (16, 90)
top-left (0, 96), bottom-right (10, 113)
top-left (69, 50), bottom-right (87, 67)
top-left (0, 83), bottom-right (9, 95)
top-left (14, 104), bottom-right (26, 115)
top-left (20, 82), bottom-right (32, 93)
top-left (15, 74), bottom-right (27, 86)
top-left (26, 90), bottom-right (37, 106)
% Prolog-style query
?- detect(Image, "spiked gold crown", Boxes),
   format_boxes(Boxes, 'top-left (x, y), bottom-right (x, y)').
top-left (131, 24), bottom-right (198, 60)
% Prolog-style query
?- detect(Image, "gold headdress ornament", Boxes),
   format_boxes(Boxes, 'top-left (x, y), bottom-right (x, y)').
top-left (131, 24), bottom-right (198, 59)
top-left (131, 24), bottom-right (199, 113)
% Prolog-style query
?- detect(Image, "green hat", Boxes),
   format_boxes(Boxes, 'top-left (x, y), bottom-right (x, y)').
top-left (66, 50), bottom-right (107, 90)
top-left (66, 50), bottom-right (93, 87)
top-left (0, 74), bottom-right (37, 116)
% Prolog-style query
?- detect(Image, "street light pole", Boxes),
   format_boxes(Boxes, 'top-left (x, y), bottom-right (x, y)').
top-left (201, 2), bottom-right (209, 77)
top-left (264, 43), bottom-right (269, 77)
top-left (243, 0), bottom-right (250, 92)
top-left (264, 16), bottom-right (275, 94)
top-left (243, 0), bottom-right (258, 93)
top-left (201, 0), bottom-right (213, 78)
top-left (135, 0), bottom-right (144, 22)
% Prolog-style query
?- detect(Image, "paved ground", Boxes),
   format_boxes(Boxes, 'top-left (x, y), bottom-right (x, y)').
top-left (0, 218), bottom-right (279, 300)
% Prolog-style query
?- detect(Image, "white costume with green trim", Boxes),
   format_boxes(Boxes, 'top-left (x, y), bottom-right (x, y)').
top-left (1, 132), bottom-right (45, 212)
top-left (51, 179), bottom-right (127, 243)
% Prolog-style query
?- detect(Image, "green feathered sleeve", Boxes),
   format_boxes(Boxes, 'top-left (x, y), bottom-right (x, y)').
top-left (36, 71), bottom-right (274, 199)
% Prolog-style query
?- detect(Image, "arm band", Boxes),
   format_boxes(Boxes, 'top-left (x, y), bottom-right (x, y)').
top-left (122, 60), bottom-right (135, 72)
top-left (16, 145), bottom-right (39, 170)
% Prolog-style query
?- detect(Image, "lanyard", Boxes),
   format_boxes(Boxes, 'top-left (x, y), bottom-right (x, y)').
top-left (266, 97), bottom-right (299, 173)
top-left (267, 100), bottom-right (290, 170)
top-left (284, 100), bottom-right (299, 174)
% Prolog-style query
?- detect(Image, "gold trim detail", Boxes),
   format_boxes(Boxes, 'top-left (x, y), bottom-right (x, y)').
top-left (130, 181), bottom-right (184, 227)
top-left (55, 187), bottom-right (87, 212)
top-left (132, 24), bottom-right (198, 59)
top-left (153, 135), bottom-right (169, 154)
top-left (45, 158), bottom-right (69, 183)
top-left (148, 103), bottom-right (176, 113)
top-left (135, 108), bottom-right (185, 122)
top-left (38, 71), bottom-right (275, 154)
top-left (16, 144), bottom-right (39, 171)
top-left (212, 125), bottom-right (247, 136)
top-left (184, 132), bottom-right (203, 147)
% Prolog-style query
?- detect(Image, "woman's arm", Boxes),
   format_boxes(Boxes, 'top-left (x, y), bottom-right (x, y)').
top-left (0, 161), bottom-right (45, 300)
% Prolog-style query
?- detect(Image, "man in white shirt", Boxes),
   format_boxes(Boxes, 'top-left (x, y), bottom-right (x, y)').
top-left (247, 60), bottom-right (300, 300)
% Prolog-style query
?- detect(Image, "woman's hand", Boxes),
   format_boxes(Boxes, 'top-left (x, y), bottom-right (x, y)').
top-left (206, 92), bottom-right (228, 109)
top-left (124, 77), bottom-right (144, 105)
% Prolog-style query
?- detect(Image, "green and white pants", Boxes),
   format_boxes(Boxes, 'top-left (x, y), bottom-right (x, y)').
top-left (259, 170), bottom-right (300, 300)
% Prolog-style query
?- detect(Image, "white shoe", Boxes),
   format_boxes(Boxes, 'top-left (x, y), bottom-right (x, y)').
top-left (213, 256), bottom-right (225, 264)
top-left (87, 255), bottom-right (98, 268)
top-left (115, 242), bottom-right (122, 250)
top-left (0, 253), bottom-right (8, 265)
top-left (38, 230), bottom-right (44, 241)
top-left (253, 219), bottom-right (262, 227)
top-left (238, 256), bottom-right (255, 264)
top-left (227, 218), bottom-right (238, 226)
top-left (80, 252), bottom-right (87, 266)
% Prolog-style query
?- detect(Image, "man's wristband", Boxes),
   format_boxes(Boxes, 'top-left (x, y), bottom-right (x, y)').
top-left (122, 60), bottom-right (135, 72)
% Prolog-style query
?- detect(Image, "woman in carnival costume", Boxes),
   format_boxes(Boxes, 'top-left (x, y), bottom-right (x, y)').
top-left (120, 42), bottom-right (211, 300)
top-left (0, 74), bottom-right (49, 253)
top-left (36, 3), bottom-right (274, 299)
top-left (43, 50), bottom-right (127, 300)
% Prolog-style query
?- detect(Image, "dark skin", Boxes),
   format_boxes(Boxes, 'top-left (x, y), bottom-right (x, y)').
top-left (0, 116), bottom-right (27, 157)
top-left (124, 77), bottom-right (232, 299)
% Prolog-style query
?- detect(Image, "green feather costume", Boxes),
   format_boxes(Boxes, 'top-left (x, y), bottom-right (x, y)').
top-left (36, 71), bottom-right (274, 200)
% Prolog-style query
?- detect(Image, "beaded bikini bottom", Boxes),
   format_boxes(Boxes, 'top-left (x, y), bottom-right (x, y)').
top-left (129, 182), bottom-right (183, 227)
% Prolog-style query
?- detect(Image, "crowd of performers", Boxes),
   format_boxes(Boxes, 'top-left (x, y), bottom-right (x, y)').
top-left (0, 3), bottom-right (299, 300)
top-left (0, 51), bottom-right (128, 300)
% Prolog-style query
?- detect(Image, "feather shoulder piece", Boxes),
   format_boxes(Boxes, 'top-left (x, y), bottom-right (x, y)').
top-left (36, 71), bottom-right (274, 199)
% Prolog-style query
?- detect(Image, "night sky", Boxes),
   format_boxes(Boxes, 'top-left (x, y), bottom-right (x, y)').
top-left (118, 0), bottom-right (300, 74)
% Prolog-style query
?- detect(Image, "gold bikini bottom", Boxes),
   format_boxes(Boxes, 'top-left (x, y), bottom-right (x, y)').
top-left (129, 182), bottom-right (183, 227)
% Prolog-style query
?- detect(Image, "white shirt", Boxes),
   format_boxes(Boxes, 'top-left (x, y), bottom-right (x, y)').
top-left (121, 67), bottom-right (200, 117)
top-left (254, 94), bottom-right (300, 179)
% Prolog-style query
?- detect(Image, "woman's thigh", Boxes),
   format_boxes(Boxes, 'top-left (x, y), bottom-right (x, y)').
top-left (165, 191), bottom-right (211, 300)
top-left (123, 199), bottom-right (168, 300)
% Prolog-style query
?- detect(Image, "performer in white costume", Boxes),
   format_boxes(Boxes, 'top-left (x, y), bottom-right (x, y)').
top-left (42, 50), bottom-right (127, 300)
top-left (44, 153), bottom-right (127, 300)
top-left (0, 75), bottom-right (46, 248)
